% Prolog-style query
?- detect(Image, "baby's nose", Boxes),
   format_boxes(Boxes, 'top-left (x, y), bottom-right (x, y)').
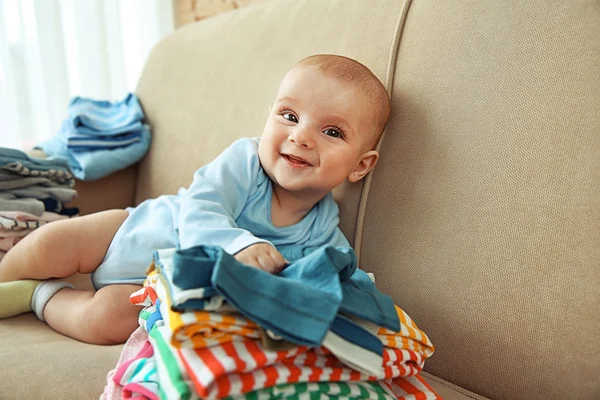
top-left (289, 126), bottom-right (315, 148)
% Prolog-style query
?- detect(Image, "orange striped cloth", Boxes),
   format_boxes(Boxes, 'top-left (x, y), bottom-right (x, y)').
top-left (131, 272), bottom-right (434, 362)
top-left (384, 375), bottom-right (440, 400)
top-left (130, 270), bottom-right (261, 349)
top-left (174, 337), bottom-right (436, 399)
top-left (130, 262), bottom-right (439, 399)
top-left (380, 306), bottom-right (434, 360)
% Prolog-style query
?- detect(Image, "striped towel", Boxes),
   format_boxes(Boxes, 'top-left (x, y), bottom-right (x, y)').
top-left (130, 272), bottom-right (261, 349)
top-left (226, 381), bottom-right (397, 399)
top-left (124, 274), bottom-right (438, 399)
top-left (137, 326), bottom-right (439, 400)
top-left (154, 328), bottom-right (439, 400)
top-left (130, 270), bottom-right (434, 365)
top-left (114, 339), bottom-right (160, 400)
top-left (119, 329), bottom-right (421, 399)
top-left (380, 306), bottom-right (435, 359)
top-left (101, 327), bottom-right (149, 400)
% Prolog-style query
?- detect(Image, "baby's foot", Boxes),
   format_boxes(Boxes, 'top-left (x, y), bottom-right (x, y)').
top-left (0, 280), bottom-right (41, 318)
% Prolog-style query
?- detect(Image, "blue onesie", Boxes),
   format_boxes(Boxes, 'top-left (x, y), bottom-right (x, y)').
top-left (92, 137), bottom-right (351, 289)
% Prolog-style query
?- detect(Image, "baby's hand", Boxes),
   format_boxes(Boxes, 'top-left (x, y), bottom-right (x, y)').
top-left (234, 243), bottom-right (286, 274)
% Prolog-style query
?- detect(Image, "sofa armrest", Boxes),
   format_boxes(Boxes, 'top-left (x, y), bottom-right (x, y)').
top-left (68, 165), bottom-right (138, 215)
top-left (27, 149), bottom-right (138, 215)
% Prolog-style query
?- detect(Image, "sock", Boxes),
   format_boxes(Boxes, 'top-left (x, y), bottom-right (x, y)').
top-left (0, 280), bottom-right (42, 318)
top-left (31, 280), bottom-right (74, 321)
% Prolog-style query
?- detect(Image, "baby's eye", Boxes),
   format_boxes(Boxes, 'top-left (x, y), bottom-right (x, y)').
top-left (282, 112), bottom-right (298, 123)
top-left (323, 127), bottom-right (344, 139)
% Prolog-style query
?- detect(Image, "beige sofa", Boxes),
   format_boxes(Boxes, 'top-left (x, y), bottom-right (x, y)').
top-left (1, 0), bottom-right (598, 399)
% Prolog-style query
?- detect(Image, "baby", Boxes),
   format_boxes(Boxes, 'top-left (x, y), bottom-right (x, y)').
top-left (0, 54), bottom-right (391, 345)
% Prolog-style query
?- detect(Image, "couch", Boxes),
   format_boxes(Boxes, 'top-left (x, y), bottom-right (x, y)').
top-left (1, 0), bottom-right (598, 398)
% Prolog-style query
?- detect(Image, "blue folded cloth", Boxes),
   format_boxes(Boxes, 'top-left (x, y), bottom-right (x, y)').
top-left (68, 93), bottom-right (144, 136)
top-left (170, 245), bottom-right (400, 346)
top-left (0, 147), bottom-right (70, 171)
top-left (35, 93), bottom-right (151, 181)
top-left (67, 129), bottom-right (142, 152)
top-left (36, 126), bottom-right (150, 181)
top-left (330, 314), bottom-right (383, 356)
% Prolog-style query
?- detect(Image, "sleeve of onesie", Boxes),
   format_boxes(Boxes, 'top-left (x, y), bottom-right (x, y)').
top-left (178, 138), bottom-right (270, 255)
top-left (326, 227), bottom-right (352, 249)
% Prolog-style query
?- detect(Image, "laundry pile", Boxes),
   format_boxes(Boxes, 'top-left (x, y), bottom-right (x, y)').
top-left (36, 93), bottom-right (151, 181)
top-left (102, 245), bottom-right (438, 399)
top-left (0, 148), bottom-right (78, 262)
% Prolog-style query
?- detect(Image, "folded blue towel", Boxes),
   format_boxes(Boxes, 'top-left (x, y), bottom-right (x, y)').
top-left (35, 93), bottom-right (151, 181)
top-left (66, 128), bottom-right (142, 152)
top-left (36, 125), bottom-right (150, 181)
top-left (68, 93), bottom-right (144, 136)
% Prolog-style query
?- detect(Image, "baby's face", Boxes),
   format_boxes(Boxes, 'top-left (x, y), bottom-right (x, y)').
top-left (258, 65), bottom-right (375, 198)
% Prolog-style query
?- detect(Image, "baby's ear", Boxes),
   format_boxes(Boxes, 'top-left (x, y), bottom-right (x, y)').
top-left (348, 150), bottom-right (379, 183)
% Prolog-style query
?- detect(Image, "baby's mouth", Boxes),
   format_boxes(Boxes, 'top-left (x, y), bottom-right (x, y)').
top-left (281, 153), bottom-right (312, 167)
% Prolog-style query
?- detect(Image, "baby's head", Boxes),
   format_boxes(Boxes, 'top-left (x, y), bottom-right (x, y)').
top-left (259, 54), bottom-right (390, 198)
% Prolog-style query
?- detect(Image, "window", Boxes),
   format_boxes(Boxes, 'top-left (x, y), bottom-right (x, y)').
top-left (0, 0), bottom-right (174, 150)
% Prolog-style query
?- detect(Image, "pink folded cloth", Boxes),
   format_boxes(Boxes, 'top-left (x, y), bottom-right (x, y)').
top-left (0, 228), bottom-right (36, 238)
top-left (0, 211), bottom-right (71, 231)
top-left (101, 327), bottom-right (149, 400)
top-left (0, 211), bottom-right (69, 222)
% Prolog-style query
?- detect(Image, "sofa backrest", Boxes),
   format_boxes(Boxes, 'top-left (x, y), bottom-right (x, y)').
top-left (135, 0), bottom-right (600, 398)
top-left (359, 2), bottom-right (600, 399)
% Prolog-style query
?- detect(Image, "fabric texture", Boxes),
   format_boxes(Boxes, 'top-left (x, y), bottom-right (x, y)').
top-left (155, 248), bottom-right (226, 312)
top-left (35, 93), bottom-right (151, 181)
top-left (36, 125), bottom-right (151, 181)
top-left (101, 327), bottom-right (149, 400)
top-left (358, 0), bottom-right (600, 398)
top-left (166, 245), bottom-right (399, 346)
top-left (4, 0), bottom-right (598, 399)
top-left (0, 150), bottom-right (73, 188)
top-left (121, 271), bottom-right (435, 400)
top-left (67, 93), bottom-right (144, 135)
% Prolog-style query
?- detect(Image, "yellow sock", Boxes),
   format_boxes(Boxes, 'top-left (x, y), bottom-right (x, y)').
top-left (0, 280), bottom-right (41, 318)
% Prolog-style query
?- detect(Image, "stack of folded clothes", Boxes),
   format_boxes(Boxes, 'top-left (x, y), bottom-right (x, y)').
top-left (0, 148), bottom-right (77, 261)
top-left (102, 246), bottom-right (439, 400)
top-left (36, 93), bottom-right (151, 181)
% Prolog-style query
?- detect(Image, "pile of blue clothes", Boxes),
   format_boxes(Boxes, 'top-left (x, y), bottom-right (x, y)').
top-left (0, 148), bottom-right (78, 217)
top-left (0, 148), bottom-right (79, 261)
top-left (36, 93), bottom-right (151, 181)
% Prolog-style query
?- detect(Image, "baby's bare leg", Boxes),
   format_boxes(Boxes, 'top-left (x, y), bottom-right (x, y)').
top-left (44, 283), bottom-right (142, 344)
top-left (0, 209), bottom-right (128, 282)
top-left (0, 210), bottom-right (141, 344)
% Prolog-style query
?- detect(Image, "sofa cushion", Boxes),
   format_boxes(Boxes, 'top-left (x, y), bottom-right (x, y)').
top-left (359, 0), bottom-right (600, 399)
top-left (0, 274), bottom-right (122, 399)
top-left (1, 314), bottom-right (122, 399)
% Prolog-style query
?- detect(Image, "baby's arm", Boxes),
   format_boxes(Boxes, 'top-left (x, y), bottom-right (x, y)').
top-left (178, 139), bottom-right (280, 270)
